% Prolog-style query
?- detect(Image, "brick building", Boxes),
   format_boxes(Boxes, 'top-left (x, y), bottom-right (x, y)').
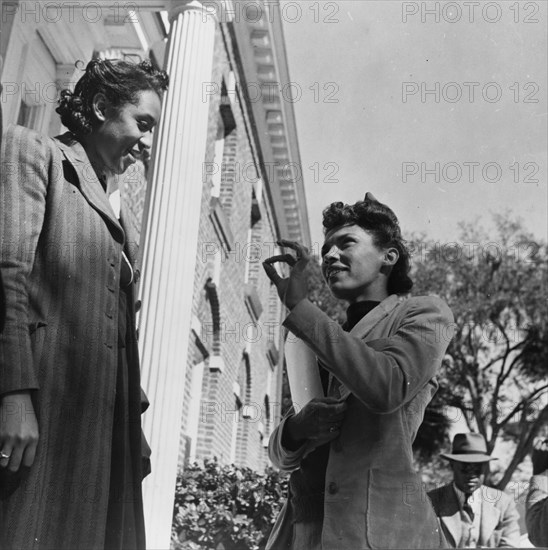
top-left (1, 1), bottom-right (310, 546)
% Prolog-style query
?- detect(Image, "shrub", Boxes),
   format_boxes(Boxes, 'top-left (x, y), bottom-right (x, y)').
top-left (172, 458), bottom-right (288, 550)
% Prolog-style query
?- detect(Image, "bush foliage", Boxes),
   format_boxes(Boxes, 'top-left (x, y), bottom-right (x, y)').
top-left (172, 459), bottom-right (288, 550)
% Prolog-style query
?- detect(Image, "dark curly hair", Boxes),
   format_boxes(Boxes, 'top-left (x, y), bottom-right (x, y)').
top-left (322, 197), bottom-right (413, 295)
top-left (56, 58), bottom-right (169, 136)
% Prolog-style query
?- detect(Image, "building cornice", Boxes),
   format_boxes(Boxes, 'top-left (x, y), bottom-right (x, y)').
top-left (230, 0), bottom-right (311, 247)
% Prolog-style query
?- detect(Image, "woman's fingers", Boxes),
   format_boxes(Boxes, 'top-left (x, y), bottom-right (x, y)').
top-left (22, 439), bottom-right (38, 469)
top-left (0, 443), bottom-right (13, 469)
top-left (263, 254), bottom-right (297, 286)
top-left (262, 262), bottom-right (282, 287)
top-left (0, 437), bottom-right (38, 472)
top-left (277, 239), bottom-right (310, 259)
top-left (277, 241), bottom-right (310, 276)
top-left (6, 442), bottom-right (24, 472)
top-left (0, 393), bottom-right (39, 473)
top-left (264, 254), bottom-right (297, 267)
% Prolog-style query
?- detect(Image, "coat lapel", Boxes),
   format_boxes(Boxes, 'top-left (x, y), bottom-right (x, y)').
top-left (479, 489), bottom-right (501, 545)
top-left (440, 512), bottom-right (463, 548)
top-left (120, 202), bottom-right (139, 270)
top-left (55, 133), bottom-right (125, 245)
top-left (332, 295), bottom-right (407, 399)
top-left (350, 294), bottom-right (406, 340)
top-left (436, 485), bottom-right (464, 547)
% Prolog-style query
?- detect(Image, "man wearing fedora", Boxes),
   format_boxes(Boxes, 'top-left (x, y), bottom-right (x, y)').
top-left (428, 433), bottom-right (521, 548)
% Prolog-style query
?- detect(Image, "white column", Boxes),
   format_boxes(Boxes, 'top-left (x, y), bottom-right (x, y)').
top-left (137, 1), bottom-right (217, 548)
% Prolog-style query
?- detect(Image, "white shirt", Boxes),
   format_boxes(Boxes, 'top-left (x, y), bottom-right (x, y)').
top-left (109, 189), bottom-right (133, 286)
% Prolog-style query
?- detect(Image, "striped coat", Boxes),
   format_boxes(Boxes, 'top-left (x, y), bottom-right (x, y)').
top-left (0, 125), bottom-right (148, 549)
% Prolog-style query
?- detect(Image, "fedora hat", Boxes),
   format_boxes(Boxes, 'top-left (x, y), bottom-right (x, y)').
top-left (441, 433), bottom-right (498, 463)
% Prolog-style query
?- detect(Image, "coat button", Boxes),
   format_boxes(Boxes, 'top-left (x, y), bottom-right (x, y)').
top-left (328, 482), bottom-right (338, 495)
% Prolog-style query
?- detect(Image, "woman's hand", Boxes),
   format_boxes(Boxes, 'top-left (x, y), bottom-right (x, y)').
top-left (262, 240), bottom-right (310, 310)
top-left (283, 397), bottom-right (347, 451)
top-left (0, 391), bottom-right (39, 473)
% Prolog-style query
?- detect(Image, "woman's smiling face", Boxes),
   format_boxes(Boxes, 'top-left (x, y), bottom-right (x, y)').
top-left (90, 89), bottom-right (161, 175)
top-left (321, 224), bottom-right (396, 303)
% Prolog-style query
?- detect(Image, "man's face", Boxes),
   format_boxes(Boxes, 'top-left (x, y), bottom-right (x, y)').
top-left (321, 224), bottom-right (390, 303)
top-left (451, 460), bottom-right (487, 494)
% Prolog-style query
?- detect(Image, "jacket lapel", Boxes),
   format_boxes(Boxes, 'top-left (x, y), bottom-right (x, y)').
top-left (120, 202), bottom-right (139, 270)
top-left (436, 485), bottom-right (464, 547)
top-left (55, 133), bottom-right (125, 245)
top-left (440, 512), bottom-right (463, 548)
top-left (333, 295), bottom-right (407, 399)
top-left (350, 294), bottom-right (406, 340)
top-left (479, 489), bottom-right (501, 545)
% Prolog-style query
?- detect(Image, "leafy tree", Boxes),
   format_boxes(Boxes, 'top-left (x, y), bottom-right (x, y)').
top-left (411, 215), bottom-right (548, 488)
top-left (172, 459), bottom-right (288, 550)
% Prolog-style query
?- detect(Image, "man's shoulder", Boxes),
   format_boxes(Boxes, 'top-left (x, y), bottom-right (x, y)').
top-left (481, 485), bottom-right (517, 511)
top-left (427, 482), bottom-right (453, 500)
top-left (427, 483), bottom-right (457, 516)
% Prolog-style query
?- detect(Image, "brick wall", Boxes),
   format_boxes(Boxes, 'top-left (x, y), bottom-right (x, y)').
top-left (185, 24), bottom-right (283, 472)
top-left (122, 24), bottom-right (286, 474)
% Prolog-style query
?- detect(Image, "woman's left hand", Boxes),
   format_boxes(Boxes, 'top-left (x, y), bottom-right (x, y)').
top-left (263, 240), bottom-right (310, 309)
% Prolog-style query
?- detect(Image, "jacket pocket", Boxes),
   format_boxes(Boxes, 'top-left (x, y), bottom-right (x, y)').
top-left (366, 468), bottom-right (444, 549)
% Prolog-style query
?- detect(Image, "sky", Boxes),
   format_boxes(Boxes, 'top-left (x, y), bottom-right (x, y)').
top-left (278, 0), bottom-right (547, 249)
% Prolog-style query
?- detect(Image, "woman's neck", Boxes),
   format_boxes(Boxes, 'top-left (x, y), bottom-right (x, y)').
top-left (79, 136), bottom-right (118, 194)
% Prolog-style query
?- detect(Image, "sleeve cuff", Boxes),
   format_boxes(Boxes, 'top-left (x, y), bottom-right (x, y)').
top-left (283, 299), bottom-right (325, 342)
top-left (269, 415), bottom-right (313, 471)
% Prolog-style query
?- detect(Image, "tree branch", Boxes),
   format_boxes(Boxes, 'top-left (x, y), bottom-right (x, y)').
top-left (496, 384), bottom-right (548, 428)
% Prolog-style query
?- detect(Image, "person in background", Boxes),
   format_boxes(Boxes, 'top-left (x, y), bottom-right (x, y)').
top-left (428, 433), bottom-right (521, 548)
top-left (263, 194), bottom-right (454, 549)
top-left (0, 58), bottom-right (168, 549)
top-left (526, 437), bottom-right (548, 547)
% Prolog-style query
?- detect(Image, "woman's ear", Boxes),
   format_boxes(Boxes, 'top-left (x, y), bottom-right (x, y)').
top-left (383, 247), bottom-right (399, 266)
top-left (91, 93), bottom-right (108, 123)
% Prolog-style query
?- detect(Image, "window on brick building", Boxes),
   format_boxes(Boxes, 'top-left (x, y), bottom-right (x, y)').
top-left (10, 33), bottom-right (56, 135)
top-left (244, 189), bottom-right (263, 284)
top-left (234, 351), bottom-right (252, 465)
top-left (229, 382), bottom-right (243, 464)
top-left (238, 350), bottom-right (252, 413)
top-left (204, 278), bottom-right (223, 371)
top-left (211, 79), bottom-right (237, 200)
top-left (263, 395), bottom-right (271, 449)
top-left (17, 100), bottom-right (48, 131)
top-left (184, 361), bottom-right (205, 464)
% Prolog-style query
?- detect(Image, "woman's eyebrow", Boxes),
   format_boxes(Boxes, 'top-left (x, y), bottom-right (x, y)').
top-left (321, 233), bottom-right (352, 255)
